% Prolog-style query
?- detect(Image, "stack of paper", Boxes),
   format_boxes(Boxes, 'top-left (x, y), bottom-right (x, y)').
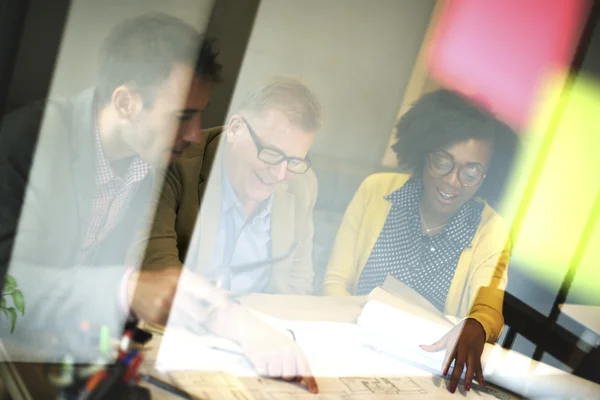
top-left (147, 274), bottom-right (600, 399)
top-left (152, 321), bottom-right (502, 399)
top-left (355, 276), bottom-right (600, 399)
top-left (357, 300), bottom-right (450, 375)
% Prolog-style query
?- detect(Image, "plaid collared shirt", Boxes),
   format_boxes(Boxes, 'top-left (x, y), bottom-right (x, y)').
top-left (77, 127), bottom-right (150, 265)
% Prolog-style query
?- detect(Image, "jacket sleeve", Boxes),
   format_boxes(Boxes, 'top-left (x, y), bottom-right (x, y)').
top-left (283, 170), bottom-right (318, 294)
top-left (0, 105), bottom-right (126, 362)
top-left (323, 177), bottom-right (371, 296)
top-left (466, 217), bottom-right (511, 343)
top-left (136, 167), bottom-right (184, 270)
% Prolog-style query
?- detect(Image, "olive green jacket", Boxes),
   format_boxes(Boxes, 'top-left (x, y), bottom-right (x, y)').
top-left (138, 127), bottom-right (318, 294)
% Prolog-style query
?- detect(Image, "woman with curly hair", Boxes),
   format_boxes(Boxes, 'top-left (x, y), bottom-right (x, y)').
top-left (323, 89), bottom-right (518, 393)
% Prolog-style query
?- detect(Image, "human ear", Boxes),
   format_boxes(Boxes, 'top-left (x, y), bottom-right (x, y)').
top-left (111, 86), bottom-right (144, 120)
top-left (225, 116), bottom-right (242, 142)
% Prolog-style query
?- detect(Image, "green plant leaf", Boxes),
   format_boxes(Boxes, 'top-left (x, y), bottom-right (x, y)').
top-left (1, 307), bottom-right (8, 320)
top-left (0, 297), bottom-right (6, 309)
top-left (6, 307), bottom-right (17, 333)
top-left (11, 290), bottom-right (25, 315)
top-left (3, 275), bottom-right (17, 293)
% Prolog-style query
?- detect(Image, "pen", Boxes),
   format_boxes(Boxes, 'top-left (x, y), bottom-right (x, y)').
top-left (86, 362), bottom-right (127, 400)
top-left (207, 345), bottom-right (244, 357)
top-left (286, 329), bottom-right (296, 342)
top-left (79, 370), bottom-right (107, 400)
top-left (140, 374), bottom-right (193, 400)
top-left (207, 345), bottom-right (256, 371)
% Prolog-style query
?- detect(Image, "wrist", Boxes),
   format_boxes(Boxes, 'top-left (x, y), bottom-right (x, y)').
top-left (205, 302), bottom-right (250, 343)
top-left (467, 318), bottom-right (486, 342)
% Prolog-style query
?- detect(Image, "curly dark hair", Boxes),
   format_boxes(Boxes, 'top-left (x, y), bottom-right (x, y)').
top-left (96, 13), bottom-right (222, 107)
top-left (392, 89), bottom-right (519, 207)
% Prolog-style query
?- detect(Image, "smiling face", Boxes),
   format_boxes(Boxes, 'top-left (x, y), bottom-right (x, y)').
top-left (223, 108), bottom-right (314, 206)
top-left (421, 138), bottom-right (492, 219)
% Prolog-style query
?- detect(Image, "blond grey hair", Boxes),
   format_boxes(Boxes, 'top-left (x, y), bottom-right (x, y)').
top-left (238, 77), bottom-right (322, 133)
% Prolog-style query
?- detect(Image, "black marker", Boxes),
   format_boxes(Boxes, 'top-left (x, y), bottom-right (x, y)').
top-left (140, 374), bottom-right (193, 400)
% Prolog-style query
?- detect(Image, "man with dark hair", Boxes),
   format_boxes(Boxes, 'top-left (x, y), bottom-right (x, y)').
top-left (0, 14), bottom-right (318, 390)
top-left (0, 12), bottom-right (220, 360)
top-left (95, 13), bottom-right (222, 108)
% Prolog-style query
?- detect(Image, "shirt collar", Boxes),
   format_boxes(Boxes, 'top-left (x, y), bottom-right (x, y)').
top-left (385, 177), bottom-right (422, 214)
top-left (93, 122), bottom-right (116, 186)
top-left (385, 177), bottom-right (483, 248)
top-left (93, 107), bottom-right (150, 186)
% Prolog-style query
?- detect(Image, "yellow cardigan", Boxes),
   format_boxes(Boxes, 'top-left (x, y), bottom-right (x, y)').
top-left (323, 173), bottom-right (511, 343)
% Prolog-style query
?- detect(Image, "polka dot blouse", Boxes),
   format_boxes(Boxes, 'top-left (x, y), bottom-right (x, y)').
top-left (356, 177), bottom-right (484, 311)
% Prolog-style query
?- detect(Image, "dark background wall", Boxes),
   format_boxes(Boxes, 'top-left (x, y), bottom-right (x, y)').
top-left (0, 0), bottom-right (28, 115)
top-left (202, 0), bottom-right (260, 128)
top-left (2, 0), bottom-right (71, 114)
top-left (1, 0), bottom-right (259, 127)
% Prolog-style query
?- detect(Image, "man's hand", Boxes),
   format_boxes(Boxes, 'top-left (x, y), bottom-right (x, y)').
top-left (128, 267), bottom-right (229, 325)
top-left (240, 323), bottom-right (318, 393)
top-left (205, 305), bottom-right (318, 394)
top-left (420, 318), bottom-right (486, 393)
top-left (128, 268), bottom-right (318, 393)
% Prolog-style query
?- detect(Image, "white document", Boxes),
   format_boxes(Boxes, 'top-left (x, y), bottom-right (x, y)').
top-left (165, 372), bottom-right (499, 400)
top-left (377, 275), bottom-right (451, 322)
top-left (237, 375), bottom-right (497, 400)
top-left (357, 298), bottom-right (600, 399)
top-left (150, 281), bottom-right (600, 400)
top-left (357, 300), bottom-right (451, 373)
top-left (153, 327), bottom-right (255, 376)
top-left (153, 320), bottom-right (500, 400)
top-left (149, 312), bottom-right (504, 400)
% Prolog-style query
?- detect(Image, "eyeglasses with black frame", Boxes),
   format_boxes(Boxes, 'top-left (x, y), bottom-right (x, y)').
top-left (242, 117), bottom-right (311, 174)
top-left (427, 150), bottom-right (486, 187)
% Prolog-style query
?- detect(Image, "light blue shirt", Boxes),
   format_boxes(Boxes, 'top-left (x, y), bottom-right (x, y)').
top-left (206, 167), bottom-right (273, 295)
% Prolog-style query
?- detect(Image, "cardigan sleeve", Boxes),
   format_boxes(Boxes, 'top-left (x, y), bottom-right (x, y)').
top-left (323, 173), bottom-right (411, 296)
top-left (466, 215), bottom-right (511, 343)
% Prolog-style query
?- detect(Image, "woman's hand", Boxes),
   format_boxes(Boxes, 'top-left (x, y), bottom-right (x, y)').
top-left (420, 318), bottom-right (486, 393)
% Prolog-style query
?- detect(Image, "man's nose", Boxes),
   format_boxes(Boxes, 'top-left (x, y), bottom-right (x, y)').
top-left (268, 161), bottom-right (288, 181)
top-left (181, 116), bottom-right (203, 144)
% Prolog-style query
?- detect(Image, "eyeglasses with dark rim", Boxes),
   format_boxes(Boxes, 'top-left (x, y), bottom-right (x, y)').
top-left (242, 117), bottom-right (311, 174)
top-left (427, 150), bottom-right (487, 187)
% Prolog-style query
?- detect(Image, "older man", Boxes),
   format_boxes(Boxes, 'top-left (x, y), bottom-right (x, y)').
top-left (130, 78), bottom-right (320, 391)
top-left (140, 78), bottom-right (320, 295)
